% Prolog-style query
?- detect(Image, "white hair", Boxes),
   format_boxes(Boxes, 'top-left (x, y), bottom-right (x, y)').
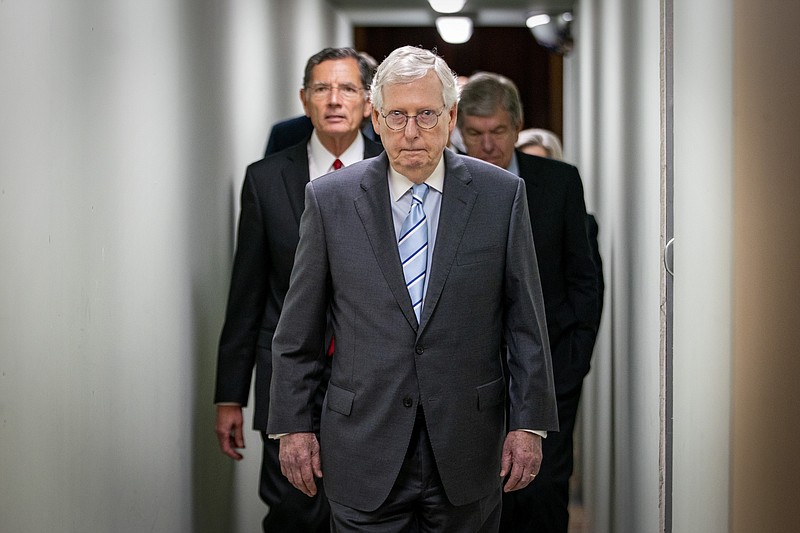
top-left (516, 128), bottom-right (564, 160)
top-left (370, 46), bottom-right (459, 112)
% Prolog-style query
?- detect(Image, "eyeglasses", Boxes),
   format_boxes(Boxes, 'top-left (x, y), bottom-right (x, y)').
top-left (380, 108), bottom-right (445, 131)
top-left (306, 83), bottom-right (363, 101)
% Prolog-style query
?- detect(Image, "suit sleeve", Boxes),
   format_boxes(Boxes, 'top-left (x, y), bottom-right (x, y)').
top-left (267, 182), bottom-right (330, 434)
top-left (586, 213), bottom-right (605, 328)
top-left (504, 178), bottom-right (559, 432)
top-left (560, 168), bottom-right (600, 375)
top-left (214, 168), bottom-right (271, 405)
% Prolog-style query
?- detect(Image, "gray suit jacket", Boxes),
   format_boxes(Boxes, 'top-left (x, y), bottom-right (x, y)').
top-left (267, 150), bottom-right (558, 511)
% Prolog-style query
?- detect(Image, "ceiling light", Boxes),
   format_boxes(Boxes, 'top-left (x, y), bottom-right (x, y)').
top-left (435, 16), bottom-right (473, 44)
top-left (428, 0), bottom-right (468, 14)
top-left (526, 14), bottom-right (551, 29)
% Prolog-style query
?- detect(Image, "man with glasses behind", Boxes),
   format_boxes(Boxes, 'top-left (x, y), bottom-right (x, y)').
top-left (214, 47), bottom-right (383, 532)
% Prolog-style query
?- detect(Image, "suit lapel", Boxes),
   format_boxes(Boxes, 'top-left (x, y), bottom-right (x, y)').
top-left (353, 154), bottom-right (419, 330)
top-left (517, 150), bottom-right (543, 212)
top-left (283, 134), bottom-right (382, 225)
top-left (353, 151), bottom-right (478, 333)
top-left (419, 151), bottom-right (477, 330)
top-left (280, 143), bottom-right (311, 225)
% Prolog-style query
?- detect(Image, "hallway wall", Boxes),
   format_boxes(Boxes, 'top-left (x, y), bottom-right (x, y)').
top-left (5, 1), bottom-right (797, 531)
top-left (671, 0), bottom-right (735, 531)
top-left (569, 0), bottom-right (800, 531)
top-left (565, 0), bottom-right (663, 530)
top-left (0, 1), bottom-right (346, 531)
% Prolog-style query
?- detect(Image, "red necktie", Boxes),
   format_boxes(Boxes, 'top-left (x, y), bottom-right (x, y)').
top-left (325, 158), bottom-right (344, 357)
top-left (327, 336), bottom-right (335, 357)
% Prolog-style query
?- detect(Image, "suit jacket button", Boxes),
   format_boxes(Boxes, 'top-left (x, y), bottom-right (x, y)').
top-left (403, 397), bottom-right (413, 408)
top-left (415, 345), bottom-right (424, 355)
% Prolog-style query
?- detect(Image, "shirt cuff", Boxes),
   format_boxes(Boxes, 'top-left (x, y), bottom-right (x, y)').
top-left (518, 429), bottom-right (547, 439)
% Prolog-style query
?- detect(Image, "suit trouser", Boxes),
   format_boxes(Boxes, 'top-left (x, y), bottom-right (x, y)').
top-left (329, 408), bottom-right (501, 533)
top-left (499, 383), bottom-right (583, 533)
top-left (259, 433), bottom-right (330, 533)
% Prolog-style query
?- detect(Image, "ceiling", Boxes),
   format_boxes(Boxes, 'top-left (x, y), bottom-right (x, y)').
top-left (327, 0), bottom-right (575, 26)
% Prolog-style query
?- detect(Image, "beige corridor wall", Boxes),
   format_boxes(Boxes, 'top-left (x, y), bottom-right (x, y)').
top-left (732, 1), bottom-right (800, 530)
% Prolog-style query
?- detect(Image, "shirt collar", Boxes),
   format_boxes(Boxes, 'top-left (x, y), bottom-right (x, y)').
top-left (309, 130), bottom-right (365, 172)
top-left (507, 151), bottom-right (520, 176)
top-left (388, 155), bottom-right (446, 202)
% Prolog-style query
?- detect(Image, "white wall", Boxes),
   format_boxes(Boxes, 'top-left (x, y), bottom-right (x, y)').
top-left (672, 0), bottom-right (732, 531)
top-left (567, 0), bottom-right (737, 530)
top-left (566, 0), bottom-right (663, 531)
top-left (0, 1), bottom-right (347, 531)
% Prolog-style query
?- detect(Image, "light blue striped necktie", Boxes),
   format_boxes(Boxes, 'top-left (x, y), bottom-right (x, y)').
top-left (398, 183), bottom-right (429, 322)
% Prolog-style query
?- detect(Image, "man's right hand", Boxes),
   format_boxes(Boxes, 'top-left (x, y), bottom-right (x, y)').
top-left (279, 432), bottom-right (323, 497)
top-left (215, 404), bottom-right (245, 460)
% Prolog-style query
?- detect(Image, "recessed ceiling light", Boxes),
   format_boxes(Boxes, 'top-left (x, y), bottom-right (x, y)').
top-left (428, 0), bottom-right (468, 15)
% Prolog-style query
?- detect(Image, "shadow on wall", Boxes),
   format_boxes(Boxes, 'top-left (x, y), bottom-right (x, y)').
top-left (179, 3), bottom-right (239, 532)
top-left (187, 150), bottom-right (239, 526)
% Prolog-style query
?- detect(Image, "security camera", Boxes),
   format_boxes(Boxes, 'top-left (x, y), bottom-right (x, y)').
top-left (529, 13), bottom-right (573, 55)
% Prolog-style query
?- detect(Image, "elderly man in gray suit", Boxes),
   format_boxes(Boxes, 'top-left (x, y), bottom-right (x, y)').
top-left (267, 46), bottom-right (558, 532)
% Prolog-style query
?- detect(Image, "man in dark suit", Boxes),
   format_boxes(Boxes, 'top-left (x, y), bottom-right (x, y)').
top-left (516, 129), bottom-right (605, 331)
top-left (213, 47), bottom-right (383, 532)
top-left (458, 73), bottom-right (600, 533)
top-left (267, 46), bottom-right (559, 532)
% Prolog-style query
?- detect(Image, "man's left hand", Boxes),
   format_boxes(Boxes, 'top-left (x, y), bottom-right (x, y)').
top-left (499, 430), bottom-right (542, 492)
top-left (278, 432), bottom-right (323, 497)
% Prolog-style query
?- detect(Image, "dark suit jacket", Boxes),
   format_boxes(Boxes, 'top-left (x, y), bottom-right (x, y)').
top-left (268, 150), bottom-right (559, 512)
top-left (516, 150), bottom-right (599, 395)
top-left (214, 134), bottom-right (384, 431)
top-left (264, 116), bottom-right (313, 156)
top-left (265, 115), bottom-right (380, 156)
top-left (586, 213), bottom-right (604, 331)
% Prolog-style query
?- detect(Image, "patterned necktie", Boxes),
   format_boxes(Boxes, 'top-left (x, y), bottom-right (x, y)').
top-left (398, 183), bottom-right (429, 322)
top-left (332, 158), bottom-right (344, 170)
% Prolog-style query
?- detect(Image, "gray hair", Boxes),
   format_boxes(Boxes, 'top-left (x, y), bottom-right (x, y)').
top-left (302, 47), bottom-right (375, 92)
top-left (457, 72), bottom-right (524, 129)
top-left (516, 128), bottom-right (564, 160)
top-left (370, 46), bottom-right (459, 111)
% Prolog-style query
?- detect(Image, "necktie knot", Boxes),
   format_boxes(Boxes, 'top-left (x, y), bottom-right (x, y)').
top-left (411, 183), bottom-right (428, 206)
top-left (332, 158), bottom-right (344, 170)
